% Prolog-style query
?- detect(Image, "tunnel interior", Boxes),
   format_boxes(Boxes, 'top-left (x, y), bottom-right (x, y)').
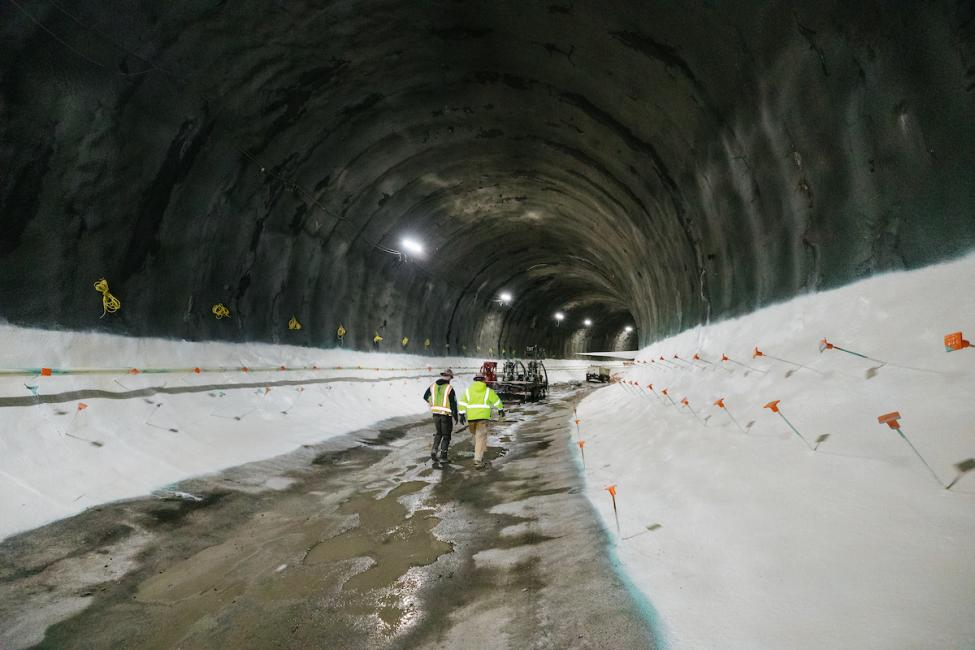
top-left (2, 1), bottom-right (974, 357)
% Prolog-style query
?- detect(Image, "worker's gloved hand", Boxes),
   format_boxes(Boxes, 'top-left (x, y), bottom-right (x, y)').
top-left (499, 409), bottom-right (505, 419)
top-left (460, 414), bottom-right (467, 425)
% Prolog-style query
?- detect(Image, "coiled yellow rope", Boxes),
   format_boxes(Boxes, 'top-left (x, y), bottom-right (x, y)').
top-left (93, 278), bottom-right (120, 318)
top-left (212, 303), bottom-right (231, 319)
top-left (288, 315), bottom-right (302, 330)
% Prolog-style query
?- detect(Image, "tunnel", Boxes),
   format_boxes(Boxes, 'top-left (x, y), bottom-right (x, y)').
top-left (3, 0), bottom-right (973, 356)
top-left (1, 1), bottom-right (975, 648)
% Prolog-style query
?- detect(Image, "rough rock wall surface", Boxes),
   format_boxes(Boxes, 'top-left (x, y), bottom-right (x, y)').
top-left (1, 0), bottom-right (973, 356)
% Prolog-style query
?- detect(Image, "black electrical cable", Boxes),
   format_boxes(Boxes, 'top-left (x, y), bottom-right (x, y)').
top-left (46, 0), bottom-right (181, 80)
top-left (7, 0), bottom-right (154, 76)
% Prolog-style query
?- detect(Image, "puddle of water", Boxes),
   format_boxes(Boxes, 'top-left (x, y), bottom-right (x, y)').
top-left (296, 480), bottom-right (453, 633)
top-left (144, 492), bottom-right (229, 527)
top-left (125, 480), bottom-right (453, 645)
top-left (304, 481), bottom-right (452, 593)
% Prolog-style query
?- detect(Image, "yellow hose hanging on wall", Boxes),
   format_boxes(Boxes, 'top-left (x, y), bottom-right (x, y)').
top-left (93, 278), bottom-right (120, 319)
top-left (288, 315), bottom-right (302, 330)
top-left (212, 303), bottom-right (231, 319)
top-left (373, 332), bottom-right (383, 344)
top-left (401, 336), bottom-right (409, 347)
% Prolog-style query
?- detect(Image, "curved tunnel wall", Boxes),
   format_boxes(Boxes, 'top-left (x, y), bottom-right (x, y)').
top-left (1, 1), bottom-right (973, 358)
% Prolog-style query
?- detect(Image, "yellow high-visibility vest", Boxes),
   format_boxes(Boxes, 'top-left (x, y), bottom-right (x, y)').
top-left (459, 381), bottom-right (502, 421)
top-left (428, 382), bottom-right (454, 416)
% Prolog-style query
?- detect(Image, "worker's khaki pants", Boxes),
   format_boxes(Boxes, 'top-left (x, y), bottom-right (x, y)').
top-left (469, 419), bottom-right (489, 462)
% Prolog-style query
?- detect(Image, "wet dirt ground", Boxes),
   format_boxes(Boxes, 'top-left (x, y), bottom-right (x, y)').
top-left (0, 386), bottom-right (656, 649)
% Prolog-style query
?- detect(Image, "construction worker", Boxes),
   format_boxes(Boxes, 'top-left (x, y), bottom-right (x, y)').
top-left (459, 374), bottom-right (504, 467)
top-left (423, 369), bottom-right (458, 462)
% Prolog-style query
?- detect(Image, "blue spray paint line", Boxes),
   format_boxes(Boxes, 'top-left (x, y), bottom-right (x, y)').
top-left (604, 531), bottom-right (671, 649)
top-left (566, 417), bottom-right (670, 649)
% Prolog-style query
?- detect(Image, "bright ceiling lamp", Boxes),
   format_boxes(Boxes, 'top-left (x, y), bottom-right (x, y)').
top-left (583, 318), bottom-right (593, 326)
top-left (624, 325), bottom-right (634, 333)
top-left (498, 291), bottom-right (513, 304)
top-left (401, 238), bottom-right (424, 255)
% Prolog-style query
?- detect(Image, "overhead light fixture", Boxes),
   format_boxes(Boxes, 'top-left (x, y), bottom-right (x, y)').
top-left (584, 319), bottom-right (593, 327)
top-left (624, 325), bottom-right (634, 333)
top-left (498, 291), bottom-right (513, 304)
top-left (554, 311), bottom-right (565, 327)
top-left (401, 238), bottom-right (424, 255)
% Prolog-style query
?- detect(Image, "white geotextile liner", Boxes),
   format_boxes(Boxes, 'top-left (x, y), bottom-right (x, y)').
top-left (575, 253), bottom-right (975, 649)
top-left (0, 333), bottom-right (589, 539)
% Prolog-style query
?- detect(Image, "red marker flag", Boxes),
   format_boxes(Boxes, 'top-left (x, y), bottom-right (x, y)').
top-left (877, 411), bottom-right (901, 429)
top-left (945, 332), bottom-right (971, 352)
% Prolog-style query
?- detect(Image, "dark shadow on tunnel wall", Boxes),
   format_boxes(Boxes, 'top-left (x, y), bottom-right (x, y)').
top-left (0, 0), bottom-right (973, 358)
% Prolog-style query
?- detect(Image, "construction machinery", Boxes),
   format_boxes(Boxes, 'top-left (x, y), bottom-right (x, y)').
top-left (481, 346), bottom-right (548, 402)
top-left (586, 365), bottom-right (611, 383)
top-left (479, 361), bottom-right (498, 383)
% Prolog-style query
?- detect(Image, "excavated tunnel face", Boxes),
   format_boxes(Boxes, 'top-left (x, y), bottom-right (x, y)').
top-left (1, 1), bottom-right (973, 357)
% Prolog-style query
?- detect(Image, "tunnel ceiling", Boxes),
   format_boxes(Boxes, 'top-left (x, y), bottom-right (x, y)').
top-left (1, 1), bottom-right (974, 357)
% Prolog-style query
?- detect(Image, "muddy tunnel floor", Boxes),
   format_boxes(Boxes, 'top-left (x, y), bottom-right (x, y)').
top-left (0, 386), bottom-right (655, 649)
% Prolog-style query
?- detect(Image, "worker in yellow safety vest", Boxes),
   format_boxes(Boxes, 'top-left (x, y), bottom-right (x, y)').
top-left (423, 368), bottom-right (459, 462)
top-left (459, 373), bottom-right (504, 467)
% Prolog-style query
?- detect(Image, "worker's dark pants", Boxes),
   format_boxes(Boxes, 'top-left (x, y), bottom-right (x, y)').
top-left (432, 414), bottom-right (453, 456)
